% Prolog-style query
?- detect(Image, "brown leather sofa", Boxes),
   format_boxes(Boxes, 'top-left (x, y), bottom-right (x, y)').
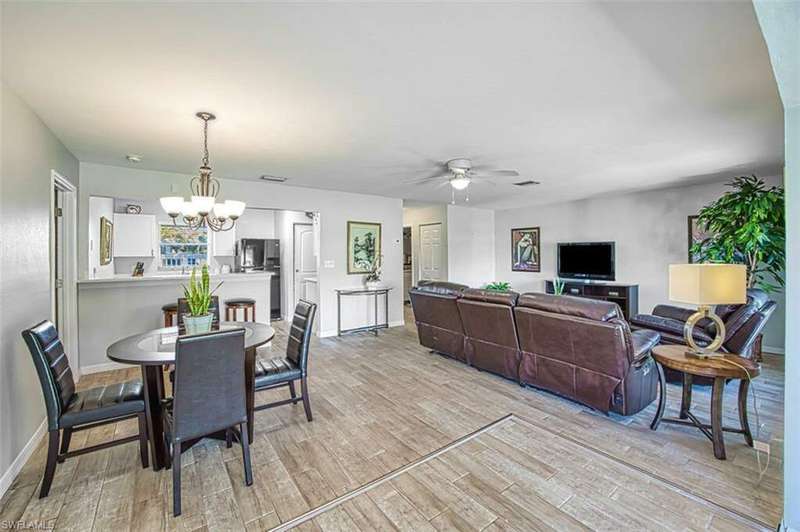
top-left (408, 282), bottom-right (661, 415)
top-left (456, 289), bottom-right (521, 380)
top-left (630, 288), bottom-right (776, 362)
top-left (408, 280), bottom-right (469, 362)
top-left (514, 294), bottom-right (660, 415)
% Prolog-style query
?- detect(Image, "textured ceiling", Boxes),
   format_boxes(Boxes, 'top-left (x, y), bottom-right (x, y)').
top-left (1, 2), bottom-right (783, 208)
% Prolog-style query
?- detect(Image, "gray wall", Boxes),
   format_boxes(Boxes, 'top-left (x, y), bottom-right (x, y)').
top-left (0, 84), bottom-right (79, 488)
top-left (494, 175), bottom-right (785, 351)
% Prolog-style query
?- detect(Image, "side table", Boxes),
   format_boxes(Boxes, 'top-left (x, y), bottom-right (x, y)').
top-left (650, 344), bottom-right (760, 460)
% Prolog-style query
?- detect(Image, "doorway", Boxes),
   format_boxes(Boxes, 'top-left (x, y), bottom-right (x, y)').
top-left (419, 222), bottom-right (444, 281)
top-left (293, 222), bottom-right (317, 311)
top-left (50, 171), bottom-right (79, 376)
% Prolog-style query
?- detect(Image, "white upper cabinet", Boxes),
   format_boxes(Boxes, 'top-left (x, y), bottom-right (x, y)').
top-left (212, 226), bottom-right (236, 256)
top-left (113, 213), bottom-right (156, 257)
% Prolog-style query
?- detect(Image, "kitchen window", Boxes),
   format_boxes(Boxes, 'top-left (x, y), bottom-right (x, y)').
top-left (159, 223), bottom-right (208, 270)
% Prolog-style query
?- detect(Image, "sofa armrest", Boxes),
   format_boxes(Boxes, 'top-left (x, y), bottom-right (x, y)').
top-left (631, 329), bottom-right (660, 364)
top-left (651, 305), bottom-right (695, 323)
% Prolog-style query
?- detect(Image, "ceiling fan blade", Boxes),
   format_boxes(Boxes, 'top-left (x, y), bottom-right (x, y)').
top-left (402, 171), bottom-right (449, 185)
top-left (471, 169), bottom-right (519, 177)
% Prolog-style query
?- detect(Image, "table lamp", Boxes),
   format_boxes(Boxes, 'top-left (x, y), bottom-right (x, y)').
top-left (668, 263), bottom-right (747, 358)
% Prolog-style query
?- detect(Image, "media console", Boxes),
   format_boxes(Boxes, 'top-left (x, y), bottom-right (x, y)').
top-left (545, 280), bottom-right (639, 321)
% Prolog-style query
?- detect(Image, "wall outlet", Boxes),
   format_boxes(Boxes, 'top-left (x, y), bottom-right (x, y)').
top-left (323, 260), bottom-right (335, 269)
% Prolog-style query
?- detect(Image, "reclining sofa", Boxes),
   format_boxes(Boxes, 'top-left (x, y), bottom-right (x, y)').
top-left (409, 282), bottom-right (660, 415)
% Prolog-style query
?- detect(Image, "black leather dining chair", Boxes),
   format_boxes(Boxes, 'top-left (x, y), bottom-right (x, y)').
top-left (164, 328), bottom-right (253, 516)
top-left (22, 321), bottom-right (149, 498)
top-left (254, 300), bottom-right (317, 421)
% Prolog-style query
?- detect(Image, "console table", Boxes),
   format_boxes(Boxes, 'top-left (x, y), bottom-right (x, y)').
top-left (335, 287), bottom-right (392, 336)
top-left (545, 280), bottom-right (638, 320)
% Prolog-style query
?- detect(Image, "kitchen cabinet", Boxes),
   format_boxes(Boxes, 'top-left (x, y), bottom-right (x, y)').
top-left (212, 226), bottom-right (236, 256)
top-left (113, 213), bottom-right (156, 257)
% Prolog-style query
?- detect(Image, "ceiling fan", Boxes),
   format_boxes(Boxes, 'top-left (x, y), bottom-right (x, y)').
top-left (402, 158), bottom-right (519, 203)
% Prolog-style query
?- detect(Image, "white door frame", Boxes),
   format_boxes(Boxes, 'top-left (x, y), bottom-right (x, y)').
top-left (50, 171), bottom-right (80, 379)
top-left (419, 222), bottom-right (444, 281)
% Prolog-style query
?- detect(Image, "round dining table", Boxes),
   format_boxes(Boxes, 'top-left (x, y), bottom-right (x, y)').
top-left (107, 322), bottom-right (274, 470)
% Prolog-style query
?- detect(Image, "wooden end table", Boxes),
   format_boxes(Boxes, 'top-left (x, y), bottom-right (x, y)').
top-left (649, 344), bottom-right (760, 460)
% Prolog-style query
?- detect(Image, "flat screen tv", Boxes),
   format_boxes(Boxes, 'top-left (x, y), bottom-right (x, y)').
top-left (557, 242), bottom-right (615, 281)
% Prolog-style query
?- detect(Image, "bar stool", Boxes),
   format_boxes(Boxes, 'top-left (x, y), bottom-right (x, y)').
top-left (162, 302), bottom-right (178, 327)
top-left (225, 298), bottom-right (256, 322)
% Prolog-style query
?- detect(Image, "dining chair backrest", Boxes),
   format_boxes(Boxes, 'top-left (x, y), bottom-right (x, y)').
top-left (177, 296), bottom-right (220, 332)
top-left (172, 328), bottom-right (246, 442)
top-left (22, 321), bottom-right (76, 431)
top-left (286, 300), bottom-right (317, 375)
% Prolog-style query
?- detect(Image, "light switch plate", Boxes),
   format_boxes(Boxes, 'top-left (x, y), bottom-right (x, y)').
top-left (323, 260), bottom-right (335, 269)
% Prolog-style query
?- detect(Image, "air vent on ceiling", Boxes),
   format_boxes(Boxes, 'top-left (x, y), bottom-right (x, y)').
top-left (513, 180), bottom-right (540, 186)
top-left (260, 174), bottom-right (288, 183)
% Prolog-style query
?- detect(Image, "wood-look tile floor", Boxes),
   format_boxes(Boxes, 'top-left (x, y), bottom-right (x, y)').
top-left (1, 307), bottom-right (784, 531)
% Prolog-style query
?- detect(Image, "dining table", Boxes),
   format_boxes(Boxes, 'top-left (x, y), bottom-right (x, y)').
top-left (107, 321), bottom-right (275, 470)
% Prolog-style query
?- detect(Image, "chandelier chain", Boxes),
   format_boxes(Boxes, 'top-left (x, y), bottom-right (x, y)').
top-left (201, 115), bottom-right (210, 168)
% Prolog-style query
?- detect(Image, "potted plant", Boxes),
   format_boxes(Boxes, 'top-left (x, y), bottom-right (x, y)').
top-left (365, 254), bottom-right (384, 289)
top-left (485, 281), bottom-right (511, 292)
top-left (691, 175), bottom-right (785, 292)
top-left (553, 277), bottom-right (565, 295)
top-left (182, 264), bottom-right (222, 334)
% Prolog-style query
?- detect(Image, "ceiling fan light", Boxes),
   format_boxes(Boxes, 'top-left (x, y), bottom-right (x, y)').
top-left (225, 200), bottom-right (246, 219)
top-left (160, 196), bottom-right (184, 216)
top-left (450, 176), bottom-right (471, 190)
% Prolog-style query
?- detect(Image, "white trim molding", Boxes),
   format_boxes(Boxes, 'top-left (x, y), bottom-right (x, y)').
top-left (80, 361), bottom-right (129, 375)
top-left (0, 418), bottom-right (46, 499)
top-left (764, 345), bottom-right (785, 355)
top-left (319, 320), bottom-right (405, 338)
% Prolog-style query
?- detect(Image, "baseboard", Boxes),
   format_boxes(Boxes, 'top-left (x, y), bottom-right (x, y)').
top-left (319, 320), bottom-right (405, 339)
top-left (80, 361), bottom-right (128, 375)
top-left (0, 418), bottom-right (46, 499)
top-left (763, 345), bottom-right (785, 355)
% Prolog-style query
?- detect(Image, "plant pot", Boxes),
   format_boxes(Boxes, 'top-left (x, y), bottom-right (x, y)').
top-left (366, 279), bottom-right (384, 289)
top-left (183, 314), bottom-right (213, 335)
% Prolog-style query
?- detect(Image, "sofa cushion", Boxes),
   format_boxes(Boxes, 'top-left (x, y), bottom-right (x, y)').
top-left (414, 280), bottom-right (469, 297)
top-left (631, 314), bottom-right (714, 344)
top-left (517, 293), bottom-right (621, 322)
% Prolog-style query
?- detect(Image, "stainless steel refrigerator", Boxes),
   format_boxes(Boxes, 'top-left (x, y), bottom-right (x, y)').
top-left (235, 238), bottom-right (282, 320)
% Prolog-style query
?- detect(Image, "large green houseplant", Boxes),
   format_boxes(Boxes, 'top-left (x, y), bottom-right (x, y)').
top-left (182, 264), bottom-right (222, 334)
top-left (690, 175), bottom-right (785, 292)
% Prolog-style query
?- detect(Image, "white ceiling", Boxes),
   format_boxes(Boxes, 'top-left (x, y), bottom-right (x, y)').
top-left (1, 2), bottom-right (783, 209)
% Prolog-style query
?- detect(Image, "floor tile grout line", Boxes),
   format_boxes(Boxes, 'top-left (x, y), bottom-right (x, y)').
top-left (267, 414), bottom-right (515, 532)
top-left (511, 412), bottom-right (774, 531)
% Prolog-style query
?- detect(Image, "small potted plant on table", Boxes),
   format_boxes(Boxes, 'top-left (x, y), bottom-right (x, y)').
top-left (365, 254), bottom-right (384, 289)
top-left (182, 264), bottom-right (222, 334)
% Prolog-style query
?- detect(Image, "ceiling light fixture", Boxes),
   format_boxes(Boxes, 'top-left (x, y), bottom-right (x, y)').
top-left (449, 175), bottom-right (471, 190)
top-left (159, 112), bottom-right (245, 232)
top-left (260, 174), bottom-right (288, 183)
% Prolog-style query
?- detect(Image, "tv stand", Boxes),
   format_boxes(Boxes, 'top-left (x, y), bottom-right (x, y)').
top-left (545, 280), bottom-right (638, 321)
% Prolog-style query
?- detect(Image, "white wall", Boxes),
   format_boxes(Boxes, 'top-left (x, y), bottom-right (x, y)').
top-left (0, 84), bottom-right (79, 495)
top-left (447, 205), bottom-right (496, 288)
top-left (87, 196), bottom-right (114, 278)
top-left (235, 207), bottom-right (276, 239)
top-left (78, 163), bottom-right (404, 337)
top-left (402, 201), bottom-right (448, 285)
top-left (494, 175), bottom-right (786, 351)
top-left (753, 2), bottom-right (798, 528)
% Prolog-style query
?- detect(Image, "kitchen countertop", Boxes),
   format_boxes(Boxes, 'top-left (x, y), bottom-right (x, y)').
top-left (78, 271), bottom-right (272, 286)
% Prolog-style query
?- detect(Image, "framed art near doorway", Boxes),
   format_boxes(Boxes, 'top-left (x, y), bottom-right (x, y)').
top-left (511, 227), bottom-right (540, 272)
top-left (347, 221), bottom-right (381, 274)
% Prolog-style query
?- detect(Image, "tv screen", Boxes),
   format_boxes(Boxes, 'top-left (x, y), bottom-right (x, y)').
top-left (557, 242), bottom-right (615, 281)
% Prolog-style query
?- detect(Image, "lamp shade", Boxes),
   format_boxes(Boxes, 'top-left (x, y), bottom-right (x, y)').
top-left (668, 263), bottom-right (747, 306)
top-left (160, 196), bottom-right (184, 216)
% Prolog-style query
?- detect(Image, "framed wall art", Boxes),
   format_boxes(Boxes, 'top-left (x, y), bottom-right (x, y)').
top-left (347, 221), bottom-right (381, 274)
top-left (511, 227), bottom-right (540, 272)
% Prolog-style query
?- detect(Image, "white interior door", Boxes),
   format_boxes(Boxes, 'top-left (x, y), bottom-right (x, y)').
top-left (420, 222), bottom-right (444, 280)
top-left (293, 223), bottom-right (317, 306)
top-left (54, 188), bottom-right (65, 334)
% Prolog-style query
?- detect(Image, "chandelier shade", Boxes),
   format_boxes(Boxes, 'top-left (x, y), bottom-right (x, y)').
top-left (159, 112), bottom-right (245, 232)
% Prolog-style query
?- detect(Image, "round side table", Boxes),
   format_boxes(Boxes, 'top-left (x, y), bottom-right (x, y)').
top-left (650, 344), bottom-right (760, 460)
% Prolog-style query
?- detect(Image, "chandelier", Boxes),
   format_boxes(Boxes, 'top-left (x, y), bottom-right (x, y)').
top-left (159, 112), bottom-right (245, 232)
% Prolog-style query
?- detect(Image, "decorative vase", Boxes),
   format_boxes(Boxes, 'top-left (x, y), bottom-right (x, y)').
top-left (365, 280), bottom-right (382, 289)
top-left (183, 314), bottom-right (213, 335)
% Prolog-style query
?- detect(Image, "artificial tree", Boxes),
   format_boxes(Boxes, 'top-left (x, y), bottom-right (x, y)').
top-left (691, 175), bottom-right (785, 292)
